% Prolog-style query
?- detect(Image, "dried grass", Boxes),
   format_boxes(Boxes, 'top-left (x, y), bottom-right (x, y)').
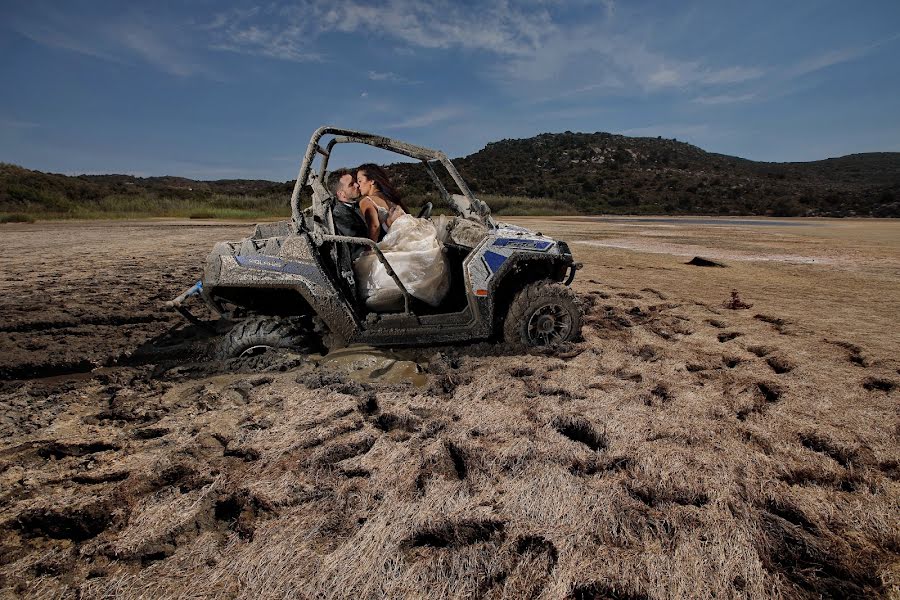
top-left (1, 217), bottom-right (898, 599)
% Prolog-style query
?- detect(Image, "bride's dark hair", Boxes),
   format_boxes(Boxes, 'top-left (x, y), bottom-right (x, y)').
top-left (357, 163), bottom-right (407, 212)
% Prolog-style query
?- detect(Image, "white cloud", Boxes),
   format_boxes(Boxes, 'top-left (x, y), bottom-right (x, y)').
top-left (207, 16), bottom-right (323, 62)
top-left (367, 70), bottom-right (420, 84)
top-left (699, 65), bottom-right (766, 85)
top-left (114, 25), bottom-right (210, 78)
top-left (10, 7), bottom-right (221, 79)
top-left (692, 93), bottom-right (756, 105)
top-left (203, 1), bottom-right (766, 102)
top-left (648, 67), bottom-right (681, 87)
top-left (10, 9), bottom-right (126, 64)
top-left (207, 0), bottom-right (553, 61)
top-left (368, 71), bottom-right (396, 81)
top-left (495, 25), bottom-right (764, 96)
top-left (785, 46), bottom-right (871, 79)
top-left (384, 105), bottom-right (463, 129)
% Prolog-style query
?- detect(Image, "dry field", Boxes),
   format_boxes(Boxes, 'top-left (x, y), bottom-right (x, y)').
top-left (0, 217), bottom-right (898, 599)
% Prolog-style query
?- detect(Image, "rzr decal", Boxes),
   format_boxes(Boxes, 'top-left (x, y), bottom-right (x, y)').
top-left (493, 238), bottom-right (553, 252)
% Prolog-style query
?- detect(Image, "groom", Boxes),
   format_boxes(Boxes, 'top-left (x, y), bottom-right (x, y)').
top-left (328, 169), bottom-right (369, 261)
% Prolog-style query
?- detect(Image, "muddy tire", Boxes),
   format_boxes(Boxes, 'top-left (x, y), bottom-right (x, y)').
top-left (217, 316), bottom-right (320, 359)
top-left (503, 281), bottom-right (582, 348)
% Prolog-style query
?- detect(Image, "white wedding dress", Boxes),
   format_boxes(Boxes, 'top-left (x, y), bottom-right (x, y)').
top-left (353, 214), bottom-right (450, 311)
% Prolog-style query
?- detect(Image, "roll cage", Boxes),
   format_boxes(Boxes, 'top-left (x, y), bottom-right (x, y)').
top-left (289, 126), bottom-right (494, 233)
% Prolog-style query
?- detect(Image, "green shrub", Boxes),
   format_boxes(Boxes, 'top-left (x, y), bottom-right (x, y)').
top-left (0, 213), bottom-right (36, 223)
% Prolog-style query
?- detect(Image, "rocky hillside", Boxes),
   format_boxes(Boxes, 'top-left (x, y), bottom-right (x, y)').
top-left (391, 132), bottom-right (900, 217)
top-left (3, 132), bottom-right (899, 217)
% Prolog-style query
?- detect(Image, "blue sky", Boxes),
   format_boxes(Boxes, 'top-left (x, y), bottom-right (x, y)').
top-left (1, 0), bottom-right (899, 180)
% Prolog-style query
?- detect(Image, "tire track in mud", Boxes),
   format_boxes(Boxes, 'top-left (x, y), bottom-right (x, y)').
top-left (0, 313), bottom-right (169, 334)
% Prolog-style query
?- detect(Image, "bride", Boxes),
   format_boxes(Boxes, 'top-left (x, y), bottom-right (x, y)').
top-left (352, 164), bottom-right (450, 310)
top-left (356, 163), bottom-right (407, 241)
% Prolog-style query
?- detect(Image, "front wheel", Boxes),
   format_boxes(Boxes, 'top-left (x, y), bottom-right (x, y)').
top-left (217, 316), bottom-right (320, 359)
top-left (503, 281), bottom-right (582, 348)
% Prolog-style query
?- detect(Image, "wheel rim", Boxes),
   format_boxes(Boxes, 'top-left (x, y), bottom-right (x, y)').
top-left (239, 344), bottom-right (275, 358)
top-left (526, 303), bottom-right (572, 346)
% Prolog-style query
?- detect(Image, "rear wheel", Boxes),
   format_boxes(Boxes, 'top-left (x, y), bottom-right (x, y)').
top-left (503, 281), bottom-right (581, 347)
top-left (217, 316), bottom-right (320, 359)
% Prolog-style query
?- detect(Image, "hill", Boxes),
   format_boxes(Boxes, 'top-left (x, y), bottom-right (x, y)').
top-left (389, 133), bottom-right (900, 217)
top-left (2, 132), bottom-right (899, 219)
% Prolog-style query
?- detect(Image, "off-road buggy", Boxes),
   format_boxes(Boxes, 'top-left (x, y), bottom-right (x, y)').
top-left (168, 126), bottom-right (582, 357)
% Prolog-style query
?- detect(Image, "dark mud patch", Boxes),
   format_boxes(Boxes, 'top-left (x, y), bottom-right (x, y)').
top-left (756, 382), bottom-right (781, 403)
top-left (515, 535), bottom-right (558, 566)
top-left (766, 356), bottom-right (795, 374)
top-left (754, 314), bottom-right (792, 334)
top-left (799, 433), bottom-right (861, 469)
top-left (862, 377), bottom-right (895, 392)
top-left (642, 383), bottom-right (673, 406)
top-left (635, 344), bottom-right (660, 362)
top-left (757, 502), bottom-right (883, 598)
top-left (445, 441), bottom-right (469, 480)
top-left (747, 345), bottom-right (773, 357)
top-left (641, 287), bottom-right (668, 300)
top-left (570, 455), bottom-right (632, 476)
top-left (508, 365), bottom-right (535, 378)
top-left (722, 356), bottom-right (742, 368)
top-left (589, 306), bottom-right (633, 331)
top-left (373, 412), bottom-right (420, 433)
top-left (614, 368), bottom-right (642, 383)
top-left (827, 340), bottom-right (870, 367)
top-left (312, 435), bottom-right (376, 466)
top-left (213, 491), bottom-right (270, 540)
top-left (0, 359), bottom-right (97, 382)
top-left (72, 470), bottom-right (130, 485)
top-left (38, 441), bottom-right (120, 460)
top-left (686, 256), bottom-right (726, 267)
top-left (405, 519), bottom-right (506, 551)
top-left (572, 580), bottom-right (651, 600)
top-left (16, 500), bottom-right (113, 541)
top-left (133, 426), bottom-right (170, 440)
top-left (736, 383), bottom-right (782, 421)
top-left (778, 467), bottom-right (873, 493)
top-left (552, 415), bottom-right (607, 452)
top-left (0, 313), bottom-right (166, 334)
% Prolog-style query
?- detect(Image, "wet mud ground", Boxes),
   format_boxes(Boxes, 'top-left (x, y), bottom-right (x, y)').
top-left (0, 218), bottom-right (898, 599)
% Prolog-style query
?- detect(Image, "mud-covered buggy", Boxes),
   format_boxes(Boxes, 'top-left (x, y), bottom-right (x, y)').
top-left (169, 126), bottom-right (583, 358)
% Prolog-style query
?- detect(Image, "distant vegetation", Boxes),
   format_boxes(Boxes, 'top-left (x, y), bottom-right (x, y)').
top-left (3, 132), bottom-right (899, 221)
top-left (0, 164), bottom-right (294, 220)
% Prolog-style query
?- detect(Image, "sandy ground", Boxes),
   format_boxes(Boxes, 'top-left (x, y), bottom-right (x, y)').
top-left (0, 217), bottom-right (898, 599)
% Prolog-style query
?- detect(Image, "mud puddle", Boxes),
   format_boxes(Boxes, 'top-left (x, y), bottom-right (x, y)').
top-left (311, 346), bottom-right (428, 387)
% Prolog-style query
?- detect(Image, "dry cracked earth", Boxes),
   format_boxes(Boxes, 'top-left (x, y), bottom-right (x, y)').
top-left (0, 219), bottom-right (898, 599)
